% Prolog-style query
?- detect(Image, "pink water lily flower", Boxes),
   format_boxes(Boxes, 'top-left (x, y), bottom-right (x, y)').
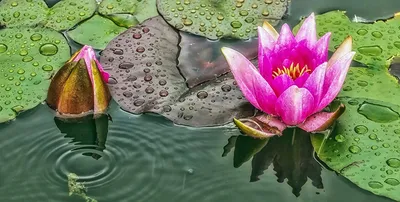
top-left (222, 13), bottom-right (355, 137)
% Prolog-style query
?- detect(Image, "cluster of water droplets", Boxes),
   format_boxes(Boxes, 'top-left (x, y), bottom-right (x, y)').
top-left (0, 27), bottom-right (69, 121)
top-left (157, 0), bottom-right (289, 39)
top-left (321, 97), bottom-right (400, 193)
top-left (45, 0), bottom-right (96, 31)
top-left (315, 11), bottom-right (400, 65)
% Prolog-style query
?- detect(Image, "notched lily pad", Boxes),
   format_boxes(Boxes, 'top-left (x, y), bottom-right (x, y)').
top-left (0, 0), bottom-right (48, 27)
top-left (157, 0), bottom-right (289, 40)
top-left (67, 15), bottom-right (127, 50)
top-left (311, 97), bottom-right (400, 201)
top-left (178, 32), bottom-right (258, 87)
top-left (0, 27), bottom-right (70, 123)
top-left (294, 11), bottom-right (400, 67)
top-left (45, 0), bottom-right (97, 31)
top-left (100, 16), bottom-right (254, 126)
top-left (98, 0), bottom-right (158, 26)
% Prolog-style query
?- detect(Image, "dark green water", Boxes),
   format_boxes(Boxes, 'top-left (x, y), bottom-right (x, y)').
top-left (1, 0), bottom-right (399, 201)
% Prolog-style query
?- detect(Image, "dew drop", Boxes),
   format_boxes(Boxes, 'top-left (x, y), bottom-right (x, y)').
top-left (39, 43), bottom-right (58, 56)
top-left (41, 64), bottom-right (53, 71)
top-left (384, 178), bottom-right (399, 186)
top-left (221, 84), bottom-right (231, 92)
top-left (133, 99), bottom-right (145, 106)
top-left (113, 49), bottom-right (124, 55)
top-left (159, 79), bottom-right (167, 86)
top-left (230, 21), bottom-right (242, 28)
top-left (356, 29), bottom-right (368, 35)
top-left (358, 45), bottom-right (383, 56)
top-left (162, 105), bottom-right (172, 112)
top-left (197, 91), bottom-right (208, 99)
top-left (108, 77), bottom-right (118, 84)
top-left (145, 87), bottom-right (154, 94)
top-left (0, 43), bottom-right (7, 53)
top-left (368, 181), bottom-right (383, 189)
top-left (371, 31), bottom-right (383, 38)
top-left (136, 46), bottom-right (145, 53)
top-left (386, 158), bottom-right (400, 168)
top-left (354, 125), bottom-right (368, 134)
top-left (133, 33), bottom-right (142, 39)
top-left (30, 33), bottom-right (42, 41)
top-left (334, 134), bottom-right (345, 142)
top-left (357, 102), bottom-right (399, 123)
top-left (119, 62), bottom-right (134, 69)
top-left (348, 145), bottom-right (361, 154)
top-left (159, 90), bottom-right (169, 97)
top-left (123, 91), bottom-right (133, 97)
top-left (144, 75), bottom-right (152, 81)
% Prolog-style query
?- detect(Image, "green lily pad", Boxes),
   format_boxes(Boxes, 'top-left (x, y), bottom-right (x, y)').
top-left (67, 15), bottom-right (127, 50)
top-left (311, 97), bottom-right (400, 201)
top-left (0, 0), bottom-right (48, 27)
top-left (294, 11), bottom-right (400, 67)
top-left (157, 0), bottom-right (289, 40)
top-left (45, 0), bottom-right (98, 31)
top-left (0, 27), bottom-right (70, 123)
top-left (98, 0), bottom-right (158, 26)
top-left (0, 0), bottom-right (96, 31)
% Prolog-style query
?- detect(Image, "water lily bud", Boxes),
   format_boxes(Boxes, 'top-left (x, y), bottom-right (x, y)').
top-left (47, 45), bottom-right (111, 116)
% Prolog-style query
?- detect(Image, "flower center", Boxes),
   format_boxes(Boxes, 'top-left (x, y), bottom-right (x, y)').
top-left (272, 63), bottom-right (311, 80)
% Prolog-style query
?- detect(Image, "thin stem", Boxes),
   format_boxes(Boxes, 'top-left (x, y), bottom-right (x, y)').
top-left (291, 128), bottom-right (296, 145)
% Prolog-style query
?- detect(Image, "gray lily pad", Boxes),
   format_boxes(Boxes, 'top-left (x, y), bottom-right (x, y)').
top-left (100, 16), bottom-right (254, 126)
top-left (157, 0), bottom-right (289, 40)
top-left (0, 27), bottom-right (70, 123)
top-left (0, 0), bottom-right (96, 31)
top-left (178, 32), bottom-right (258, 87)
top-left (98, 0), bottom-right (158, 26)
top-left (67, 15), bottom-right (127, 50)
top-left (45, 0), bottom-right (97, 31)
top-left (0, 0), bottom-right (48, 27)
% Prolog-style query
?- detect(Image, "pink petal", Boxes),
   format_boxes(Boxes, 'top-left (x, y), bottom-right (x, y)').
top-left (298, 103), bottom-right (345, 132)
top-left (271, 74), bottom-right (295, 96)
top-left (222, 47), bottom-right (277, 114)
top-left (258, 26), bottom-right (276, 50)
top-left (328, 36), bottom-right (352, 67)
top-left (258, 27), bottom-right (274, 81)
top-left (317, 52), bottom-right (355, 112)
top-left (303, 62), bottom-right (327, 111)
top-left (313, 32), bottom-right (331, 66)
top-left (275, 86), bottom-right (315, 126)
top-left (295, 13), bottom-right (317, 48)
top-left (294, 72), bottom-right (309, 87)
top-left (275, 24), bottom-right (296, 51)
top-left (96, 60), bottom-right (110, 82)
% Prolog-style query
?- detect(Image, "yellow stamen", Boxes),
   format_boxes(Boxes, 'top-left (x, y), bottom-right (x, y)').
top-left (272, 63), bottom-right (311, 80)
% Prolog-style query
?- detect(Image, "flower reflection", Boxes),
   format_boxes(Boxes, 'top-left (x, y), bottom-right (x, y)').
top-left (54, 114), bottom-right (110, 160)
top-left (223, 128), bottom-right (323, 197)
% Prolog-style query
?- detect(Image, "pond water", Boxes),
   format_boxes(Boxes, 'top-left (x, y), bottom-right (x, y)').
top-left (0, 0), bottom-right (399, 201)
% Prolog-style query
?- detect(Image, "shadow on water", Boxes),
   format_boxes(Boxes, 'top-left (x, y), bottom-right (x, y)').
top-left (54, 114), bottom-right (110, 160)
top-left (223, 128), bottom-right (323, 197)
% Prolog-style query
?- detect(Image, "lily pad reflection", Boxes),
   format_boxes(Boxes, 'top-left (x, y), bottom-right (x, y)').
top-left (223, 128), bottom-right (323, 197)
